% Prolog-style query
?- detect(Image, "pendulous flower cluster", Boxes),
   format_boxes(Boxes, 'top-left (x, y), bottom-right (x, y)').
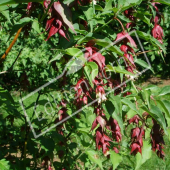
top-left (151, 1), bottom-right (164, 44)
top-left (151, 119), bottom-right (165, 159)
top-left (129, 115), bottom-right (145, 155)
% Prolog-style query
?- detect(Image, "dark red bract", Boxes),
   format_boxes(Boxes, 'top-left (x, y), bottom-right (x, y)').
top-left (129, 115), bottom-right (141, 124)
top-left (151, 119), bottom-right (165, 159)
top-left (152, 24), bottom-right (164, 44)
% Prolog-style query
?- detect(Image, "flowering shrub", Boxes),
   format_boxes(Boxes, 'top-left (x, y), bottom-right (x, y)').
top-left (0, 0), bottom-right (170, 169)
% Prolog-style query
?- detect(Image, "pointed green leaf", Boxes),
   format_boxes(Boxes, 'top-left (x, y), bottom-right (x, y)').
top-left (110, 150), bottom-right (122, 170)
top-left (66, 48), bottom-right (86, 75)
top-left (105, 65), bottom-right (134, 76)
top-left (157, 100), bottom-right (170, 118)
top-left (86, 150), bottom-right (103, 170)
top-left (0, 0), bottom-right (43, 6)
top-left (134, 59), bottom-right (154, 73)
top-left (158, 86), bottom-right (170, 96)
top-left (84, 62), bottom-right (98, 87)
top-left (136, 30), bottom-right (166, 54)
top-left (135, 140), bottom-right (152, 170)
top-left (121, 98), bottom-right (140, 115)
top-left (155, 0), bottom-right (170, 6)
top-left (118, 0), bottom-right (142, 11)
top-left (0, 159), bottom-right (10, 170)
top-left (104, 0), bottom-right (113, 11)
top-left (94, 39), bottom-right (123, 56)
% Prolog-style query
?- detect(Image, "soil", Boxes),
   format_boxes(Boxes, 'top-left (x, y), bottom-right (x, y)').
top-left (142, 77), bottom-right (170, 87)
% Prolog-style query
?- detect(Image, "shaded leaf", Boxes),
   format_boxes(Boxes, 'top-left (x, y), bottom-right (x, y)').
top-left (8, 17), bottom-right (32, 40)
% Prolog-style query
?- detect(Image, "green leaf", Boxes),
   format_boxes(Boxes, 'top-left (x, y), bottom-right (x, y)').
top-left (66, 48), bottom-right (84, 58)
top-left (8, 17), bottom-right (32, 40)
top-left (157, 100), bottom-right (170, 118)
top-left (40, 138), bottom-right (55, 153)
top-left (105, 65), bottom-right (134, 76)
top-left (110, 150), bottom-right (122, 170)
top-left (135, 141), bottom-right (152, 170)
top-left (0, 159), bottom-right (10, 170)
top-left (118, 14), bottom-right (131, 22)
top-left (48, 52), bottom-right (63, 63)
top-left (32, 19), bottom-right (41, 34)
top-left (121, 98), bottom-right (140, 115)
top-left (77, 32), bottom-right (93, 45)
top-left (140, 89), bottom-right (151, 109)
top-left (82, 6), bottom-right (94, 32)
top-left (127, 109), bottom-right (137, 119)
top-left (158, 86), bottom-right (170, 96)
top-left (84, 62), bottom-right (98, 87)
top-left (66, 48), bottom-right (86, 75)
top-left (83, 6), bottom-right (94, 20)
top-left (95, 5), bottom-right (103, 11)
top-left (0, 6), bottom-right (11, 23)
top-left (133, 12), bottom-right (151, 25)
top-left (155, 0), bottom-right (170, 5)
top-left (63, 0), bottom-right (74, 5)
top-left (109, 95), bottom-right (122, 116)
top-left (118, 0), bottom-right (142, 11)
top-left (103, 99), bottom-right (124, 134)
top-left (135, 31), bottom-right (166, 54)
top-left (0, 0), bottom-right (43, 6)
top-left (94, 39), bottom-right (123, 56)
top-left (0, 87), bottom-right (14, 104)
top-left (104, 0), bottom-right (113, 11)
top-left (134, 59), bottom-right (154, 73)
top-left (142, 105), bottom-right (167, 135)
top-left (86, 150), bottom-right (103, 170)
top-left (0, 5), bottom-right (8, 11)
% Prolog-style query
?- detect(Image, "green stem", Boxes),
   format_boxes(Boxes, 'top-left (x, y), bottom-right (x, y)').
top-left (94, 18), bottom-right (113, 33)
top-left (131, 81), bottom-right (138, 93)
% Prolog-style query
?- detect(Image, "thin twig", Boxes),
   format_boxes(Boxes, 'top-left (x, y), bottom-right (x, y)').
top-left (114, 17), bottom-right (125, 32)
top-left (31, 90), bottom-right (42, 121)
top-left (9, 48), bottom-right (23, 71)
top-left (135, 50), bottom-right (156, 56)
